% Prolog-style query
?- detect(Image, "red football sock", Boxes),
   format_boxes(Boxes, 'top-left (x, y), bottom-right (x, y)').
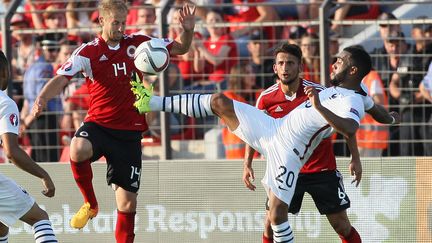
top-left (262, 234), bottom-right (273, 243)
top-left (339, 226), bottom-right (361, 243)
top-left (70, 159), bottom-right (98, 209)
top-left (115, 211), bottom-right (135, 243)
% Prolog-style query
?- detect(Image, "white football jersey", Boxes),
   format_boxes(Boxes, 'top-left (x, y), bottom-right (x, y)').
top-left (0, 91), bottom-right (19, 137)
top-left (279, 86), bottom-right (370, 161)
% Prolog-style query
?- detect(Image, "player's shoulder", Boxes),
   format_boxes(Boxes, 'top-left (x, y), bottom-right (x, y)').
top-left (257, 83), bottom-right (279, 99)
top-left (0, 92), bottom-right (18, 113)
top-left (72, 38), bottom-right (101, 57)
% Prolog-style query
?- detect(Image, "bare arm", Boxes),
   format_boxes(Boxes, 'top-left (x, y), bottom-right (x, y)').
top-left (366, 104), bottom-right (400, 125)
top-left (171, 4), bottom-right (196, 55)
top-left (344, 134), bottom-right (362, 187)
top-left (196, 44), bottom-right (231, 66)
top-left (31, 75), bottom-right (70, 117)
top-left (26, 1), bottom-right (44, 30)
top-left (305, 86), bottom-right (358, 137)
top-left (1, 133), bottom-right (55, 197)
top-left (389, 73), bottom-right (401, 99)
top-left (242, 144), bottom-right (256, 191)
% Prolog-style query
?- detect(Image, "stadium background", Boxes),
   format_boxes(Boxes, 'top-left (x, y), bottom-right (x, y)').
top-left (1, 0), bottom-right (432, 242)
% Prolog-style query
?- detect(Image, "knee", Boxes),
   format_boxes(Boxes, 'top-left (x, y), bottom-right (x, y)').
top-left (269, 204), bottom-right (288, 224)
top-left (117, 200), bottom-right (137, 213)
top-left (210, 93), bottom-right (231, 115)
top-left (70, 137), bottom-right (92, 162)
top-left (0, 223), bottom-right (8, 237)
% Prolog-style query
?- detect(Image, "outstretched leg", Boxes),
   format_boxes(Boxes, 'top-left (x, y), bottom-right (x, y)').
top-left (131, 80), bottom-right (241, 131)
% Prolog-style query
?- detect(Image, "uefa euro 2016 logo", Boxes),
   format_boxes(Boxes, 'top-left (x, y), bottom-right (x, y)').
top-left (9, 113), bottom-right (18, 127)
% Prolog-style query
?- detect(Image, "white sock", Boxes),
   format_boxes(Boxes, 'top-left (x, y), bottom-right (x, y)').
top-left (271, 221), bottom-right (294, 243)
top-left (32, 220), bottom-right (57, 243)
top-left (0, 234), bottom-right (8, 243)
top-left (150, 94), bottom-right (214, 118)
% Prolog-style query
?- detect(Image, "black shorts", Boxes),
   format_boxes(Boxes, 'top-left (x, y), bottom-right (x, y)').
top-left (75, 122), bottom-right (142, 193)
top-left (266, 170), bottom-right (350, 215)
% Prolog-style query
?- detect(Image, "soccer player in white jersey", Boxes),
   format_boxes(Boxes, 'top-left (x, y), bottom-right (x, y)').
top-left (0, 51), bottom-right (57, 243)
top-left (131, 45), bottom-right (398, 242)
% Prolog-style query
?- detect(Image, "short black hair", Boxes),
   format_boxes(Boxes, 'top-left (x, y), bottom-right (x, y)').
top-left (273, 43), bottom-right (302, 62)
top-left (343, 46), bottom-right (372, 79)
top-left (0, 51), bottom-right (10, 91)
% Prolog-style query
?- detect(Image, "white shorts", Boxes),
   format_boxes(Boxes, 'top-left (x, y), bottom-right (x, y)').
top-left (0, 174), bottom-right (35, 226)
top-left (231, 101), bottom-right (303, 205)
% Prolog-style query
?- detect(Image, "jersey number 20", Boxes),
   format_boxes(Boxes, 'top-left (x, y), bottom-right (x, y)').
top-left (276, 166), bottom-right (295, 191)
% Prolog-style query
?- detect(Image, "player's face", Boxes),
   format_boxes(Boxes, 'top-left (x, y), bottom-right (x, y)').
top-left (273, 52), bottom-right (301, 85)
top-left (100, 9), bottom-right (127, 44)
top-left (330, 51), bottom-right (352, 86)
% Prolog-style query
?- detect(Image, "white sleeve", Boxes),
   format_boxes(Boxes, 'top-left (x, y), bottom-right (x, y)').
top-left (57, 55), bottom-right (91, 79)
top-left (331, 96), bottom-right (365, 125)
top-left (0, 101), bottom-right (19, 136)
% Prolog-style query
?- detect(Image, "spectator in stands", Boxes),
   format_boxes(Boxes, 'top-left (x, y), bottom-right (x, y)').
top-left (388, 30), bottom-right (431, 156)
top-left (55, 40), bottom-right (81, 146)
top-left (66, 0), bottom-right (98, 43)
top-left (169, 6), bottom-right (205, 87)
top-left (300, 32), bottom-right (320, 83)
top-left (411, 16), bottom-right (432, 73)
top-left (221, 63), bottom-right (260, 159)
top-left (330, 0), bottom-right (381, 36)
top-left (193, 9), bottom-right (238, 92)
top-left (285, 25), bottom-right (307, 45)
top-left (358, 68), bottom-right (389, 156)
top-left (10, 13), bottom-right (38, 81)
top-left (224, 0), bottom-right (279, 57)
top-left (268, 0), bottom-right (319, 21)
top-left (27, 3), bottom-right (67, 42)
top-left (418, 61), bottom-right (432, 155)
top-left (247, 30), bottom-right (274, 89)
top-left (370, 14), bottom-right (401, 156)
top-left (21, 39), bottom-right (63, 162)
top-left (129, 4), bottom-right (158, 36)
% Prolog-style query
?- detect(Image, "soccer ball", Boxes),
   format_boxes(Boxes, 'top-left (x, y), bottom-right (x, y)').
top-left (134, 38), bottom-right (170, 75)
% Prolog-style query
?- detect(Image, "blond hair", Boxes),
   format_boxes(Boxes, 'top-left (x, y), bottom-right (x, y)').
top-left (98, 0), bottom-right (128, 18)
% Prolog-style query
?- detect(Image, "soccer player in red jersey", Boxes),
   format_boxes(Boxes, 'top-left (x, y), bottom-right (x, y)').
top-left (242, 43), bottom-right (392, 243)
top-left (31, 1), bottom-right (196, 242)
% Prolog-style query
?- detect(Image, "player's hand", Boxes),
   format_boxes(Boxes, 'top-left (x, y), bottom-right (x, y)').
top-left (389, 111), bottom-right (400, 125)
top-left (349, 158), bottom-right (362, 187)
top-left (31, 97), bottom-right (47, 118)
top-left (41, 176), bottom-right (55, 198)
top-left (304, 86), bottom-right (321, 109)
top-left (242, 165), bottom-right (256, 191)
top-left (179, 3), bottom-right (196, 32)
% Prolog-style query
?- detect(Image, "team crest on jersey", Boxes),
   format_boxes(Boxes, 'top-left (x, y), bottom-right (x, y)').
top-left (127, 45), bottom-right (136, 58)
top-left (61, 61), bottom-right (73, 72)
top-left (9, 113), bottom-right (18, 127)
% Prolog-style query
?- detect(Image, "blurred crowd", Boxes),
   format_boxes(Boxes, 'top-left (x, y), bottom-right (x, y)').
top-left (1, 0), bottom-right (431, 162)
